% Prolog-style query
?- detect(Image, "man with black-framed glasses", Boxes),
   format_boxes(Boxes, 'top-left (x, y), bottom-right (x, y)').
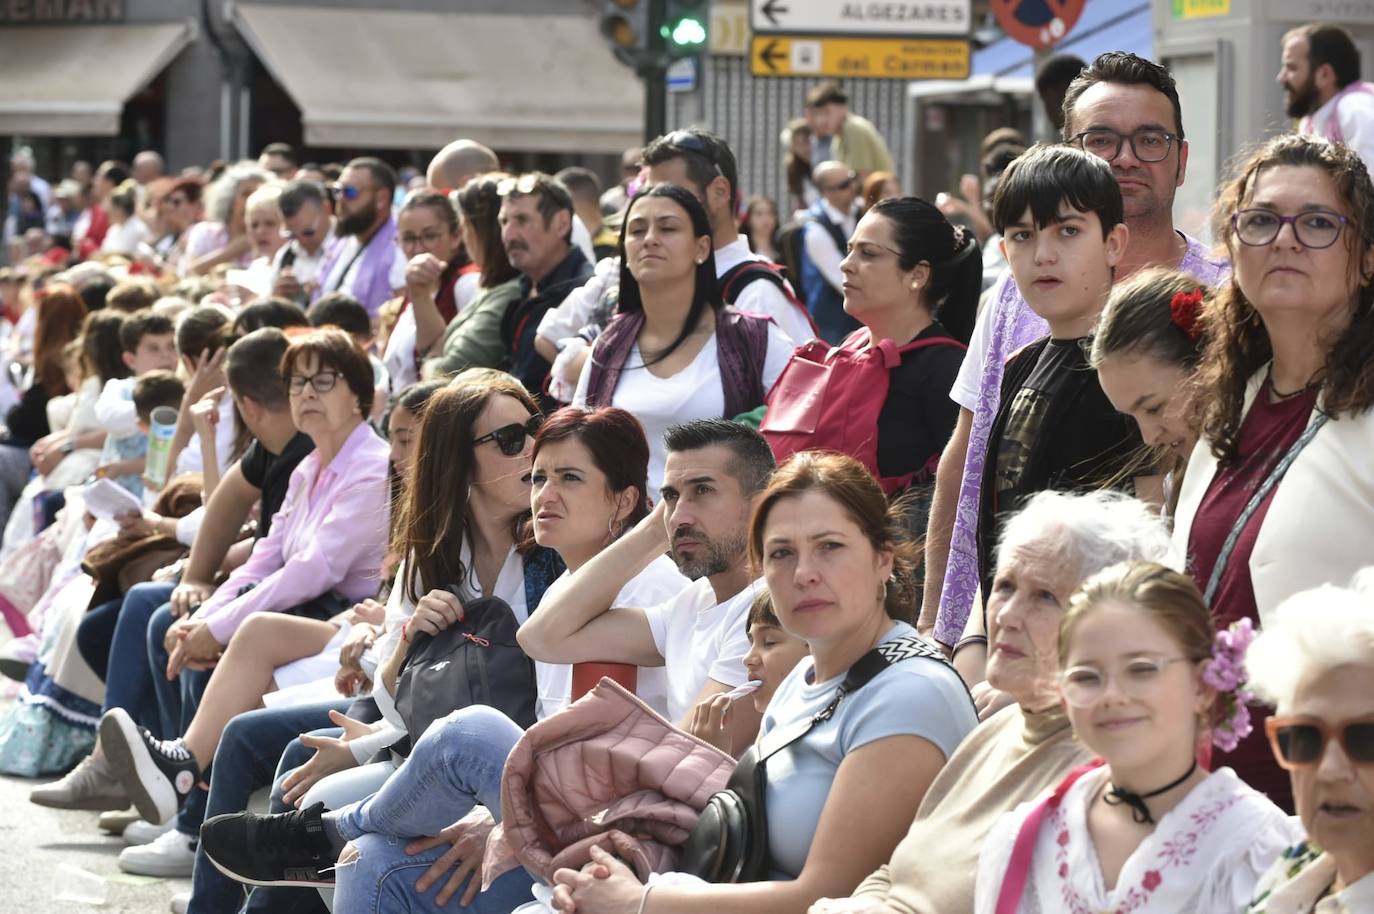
top-left (314, 157), bottom-right (407, 320)
top-left (921, 51), bottom-right (1232, 657)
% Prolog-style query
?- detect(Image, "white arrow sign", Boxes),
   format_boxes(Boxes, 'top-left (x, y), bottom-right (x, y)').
top-left (750, 0), bottom-right (972, 37)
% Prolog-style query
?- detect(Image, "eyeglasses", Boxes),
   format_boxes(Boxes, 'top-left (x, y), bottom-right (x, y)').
top-left (1266, 715), bottom-right (1374, 769)
top-left (330, 183), bottom-right (364, 201)
top-left (287, 370), bottom-right (340, 396)
top-left (164, 196), bottom-right (188, 207)
top-left (1058, 655), bottom-right (1192, 708)
top-left (1069, 128), bottom-right (1179, 163)
top-left (820, 173), bottom-right (857, 193)
top-left (663, 130), bottom-right (727, 180)
top-left (398, 230), bottom-right (447, 248)
top-left (1231, 208), bottom-right (1349, 249)
top-left (473, 414), bottom-right (543, 457)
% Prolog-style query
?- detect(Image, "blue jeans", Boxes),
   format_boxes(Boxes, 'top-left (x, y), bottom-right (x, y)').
top-left (74, 596), bottom-right (123, 681)
top-left (101, 582), bottom-right (176, 736)
top-left (186, 701), bottom-right (346, 914)
top-left (332, 706), bottom-right (532, 914)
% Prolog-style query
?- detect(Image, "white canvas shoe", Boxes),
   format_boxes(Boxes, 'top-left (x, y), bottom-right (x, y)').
top-left (117, 827), bottom-right (197, 878)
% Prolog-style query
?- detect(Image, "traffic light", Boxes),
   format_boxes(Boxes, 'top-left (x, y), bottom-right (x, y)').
top-left (599, 0), bottom-right (649, 68)
top-left (664, 0), bottom-right (708, 58)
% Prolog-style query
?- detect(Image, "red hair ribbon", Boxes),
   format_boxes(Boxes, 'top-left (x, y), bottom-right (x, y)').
top-left (1170, 288), bottom-right (1205, 341)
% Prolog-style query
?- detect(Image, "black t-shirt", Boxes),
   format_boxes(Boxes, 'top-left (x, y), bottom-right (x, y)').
top-left (875, 322), bottom-right (964, 481)
top-left (977, 336), bottom-right (1143, 588)
top-left (239, 432), bottom-right (315, 539)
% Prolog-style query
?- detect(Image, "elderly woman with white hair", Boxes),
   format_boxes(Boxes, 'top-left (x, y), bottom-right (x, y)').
top-left (180, 161), bottom-right (273, 277)
top-left (1243, 580), bottom-right (1374, 913)
top-left (809, 489), bottom-right (1171, 914)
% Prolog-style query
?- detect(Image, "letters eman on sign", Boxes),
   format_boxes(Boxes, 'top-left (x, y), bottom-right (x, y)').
top-left (760, 1), bottom-right (968, 27)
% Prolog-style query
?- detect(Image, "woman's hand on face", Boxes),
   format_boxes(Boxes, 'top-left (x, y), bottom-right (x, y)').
top-left (403, 807), bottom-right (496, 907)
top-left (185, 347), bottom-right (227, 405)
top-left (971, 681), bottom-right (1015, 721)
top-left (551, 846), bottom-right (642, 914)
top-left (686, 692), bottom-right (734, 752)
top-left (406, 590), bottom-right (465, 638)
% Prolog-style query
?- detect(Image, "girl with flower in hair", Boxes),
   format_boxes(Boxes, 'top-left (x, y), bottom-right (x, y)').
top-left (1090, 266), bottom-right (1210, 518)
top-left (975, 561), bottom-right (1299, 914)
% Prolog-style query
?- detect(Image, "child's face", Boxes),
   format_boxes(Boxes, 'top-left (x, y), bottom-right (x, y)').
top-left (1001, 206), bottom-right (1127, 336)
top-left (742, 621), bottom-right (809, 714)
top-left (127, 333), bottom-right (178, 375)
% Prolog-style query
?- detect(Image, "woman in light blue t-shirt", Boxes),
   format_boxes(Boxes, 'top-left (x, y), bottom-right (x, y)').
top-left (551, 451), bottom-right (978, 914)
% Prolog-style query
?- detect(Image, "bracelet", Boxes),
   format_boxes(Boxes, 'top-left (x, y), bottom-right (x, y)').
top-left (637, 885), bottom-right (654, 914)
top-left (951, 634), bottom-right (988, 658)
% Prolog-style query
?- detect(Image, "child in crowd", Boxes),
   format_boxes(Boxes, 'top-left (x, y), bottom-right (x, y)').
top-left (93, 309), bottom-right (179, 496)
top-left (974, 144), bottom-right (1149, 600)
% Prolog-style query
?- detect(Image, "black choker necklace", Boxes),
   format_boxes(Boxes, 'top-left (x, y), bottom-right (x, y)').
top-left (1104, 760), bottom-right (1197, 825)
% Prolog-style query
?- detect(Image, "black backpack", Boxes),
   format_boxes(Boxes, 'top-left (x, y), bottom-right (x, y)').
top-left (393, 594), bottom-right (538, 741)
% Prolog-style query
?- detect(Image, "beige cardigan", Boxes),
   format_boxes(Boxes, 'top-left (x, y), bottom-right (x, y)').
top-left (1171, 367), bottom-right (1374, 628)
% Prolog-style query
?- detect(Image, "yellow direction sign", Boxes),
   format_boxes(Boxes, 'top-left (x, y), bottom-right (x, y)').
top-left (751, 35), bottom-right (970, 80)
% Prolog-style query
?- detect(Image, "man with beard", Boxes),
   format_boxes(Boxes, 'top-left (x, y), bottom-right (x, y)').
top-left (315, 157), bottom-right (407, 318)
top-left (1279, 23), bottom-right (1374, 168)
top-left (519, 419), bottom-right (775, 752)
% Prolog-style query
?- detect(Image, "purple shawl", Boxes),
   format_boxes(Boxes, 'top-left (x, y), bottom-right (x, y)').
top-left (312, 215), bottom-right (399, 317)
top-left (933, 234), bottom-right (1231, 646)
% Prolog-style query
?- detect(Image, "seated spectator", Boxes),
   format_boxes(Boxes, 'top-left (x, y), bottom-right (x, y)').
top-left (1090, 268), bottom-right (1212, 515)
top-left (272, 179), bottom-right (336, 307)
top-left (0, 283), bottom-right (85, 525)
top-left (425, 174), bottom-right (522, 380)
top-left (974, 145), bottom-right (1147, 614)
top-left (1174, 134), bottom-right (1374, 810)
top-left (152, 176), bottom-right (204, 273)
top-left (104, 277), bottom-right (159, 314)
top-left (763, 196), bottom-right (977, 537)
top-left (1244, 580), bottom-right (1374, 912)
top-left (181, 161), bottom-right (272, 277)
top-left (314, 158), bottom-right (407, 318)
top-left (975, 562), bottom-right (1299, 913)
top-left (498, 172), bottom-right (594, 406)
top-left (573, 184), bottom-right (791, 493)
top-left (232, 296), bottom-right (309, 336)
top-left (800, 161), bottom-right (863, 343)
top-left (91, 309), bottom-right (178, 495)
top-left (98, 181), bottom-right (150, 256)
top-left (549, 451), bottom-right (976, 914)
top-left (557, 167), bottom-right (618, 260)
top-left (311, 292), bottom-right (389, 416)
top-left (811, 490), bottom-right (1169, 914)
top-left (384, 190), bottom-right (472, 391)
top-left (230, 183), bottom-right (287, 301)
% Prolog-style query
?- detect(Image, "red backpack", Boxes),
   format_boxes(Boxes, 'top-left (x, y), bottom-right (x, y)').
top-left (761, 328), bottom-right (967, 494)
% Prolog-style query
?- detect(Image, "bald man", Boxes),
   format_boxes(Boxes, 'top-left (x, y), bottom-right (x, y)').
top-left (800, 160), bottom-right (862, 342)
top-left (132, 151), bottom-right (165, 185)
top-left (425, 139), bottom-right (500, 191)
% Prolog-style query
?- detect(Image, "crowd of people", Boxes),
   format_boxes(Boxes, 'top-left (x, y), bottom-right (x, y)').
top-left (0, 25), bottom-right (1369, 914)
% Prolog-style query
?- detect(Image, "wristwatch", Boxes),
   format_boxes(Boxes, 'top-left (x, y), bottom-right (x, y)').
top-left (59, 440), bottom-right (75, 455)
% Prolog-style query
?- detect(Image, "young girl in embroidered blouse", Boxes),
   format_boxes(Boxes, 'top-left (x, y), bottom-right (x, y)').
top-left (975, 561), bottom-right (1299, 914)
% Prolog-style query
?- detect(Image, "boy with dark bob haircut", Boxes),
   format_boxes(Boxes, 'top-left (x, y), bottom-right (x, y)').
top-left (975, 144), bottom-right (1150, 598)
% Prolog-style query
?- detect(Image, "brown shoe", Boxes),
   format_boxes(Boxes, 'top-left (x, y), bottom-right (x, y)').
top-left (30, 753), bottom-right (129, 811)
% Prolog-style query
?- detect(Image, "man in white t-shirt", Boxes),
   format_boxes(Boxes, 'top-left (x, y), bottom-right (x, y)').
top-left (519, 419), bottom-right (776, 749)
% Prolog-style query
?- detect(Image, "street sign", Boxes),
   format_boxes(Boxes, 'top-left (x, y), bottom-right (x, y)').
top-left (991, 0), bottom-right (1086, 49)
top-left (667, 56), bottom-right (699, 92)
top-left (750, 0), bottom-right (971, 37)
top-left (750, 35), bottom-right (970, 79)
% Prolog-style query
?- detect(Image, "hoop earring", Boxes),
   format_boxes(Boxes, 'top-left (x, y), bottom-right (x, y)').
top-left (608, 515), bottom-right (621, 540)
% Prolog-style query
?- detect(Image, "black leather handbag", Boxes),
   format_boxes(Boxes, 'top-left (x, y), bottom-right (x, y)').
top-left (678, 635), bottom-right (959, 882)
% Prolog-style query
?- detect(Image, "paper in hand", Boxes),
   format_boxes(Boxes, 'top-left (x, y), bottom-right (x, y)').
top-left (83, 477), bottom-right (143, 521)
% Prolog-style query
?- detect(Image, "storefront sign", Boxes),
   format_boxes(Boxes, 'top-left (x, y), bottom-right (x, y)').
top-left (1172, 0), bottom-right (1230, 19)
top-left (0, 0), bottom-right (124, 22)
top-left (751, 34), bottom-right (969, 79)
top-left (750, 0), bottom-right (971, 37)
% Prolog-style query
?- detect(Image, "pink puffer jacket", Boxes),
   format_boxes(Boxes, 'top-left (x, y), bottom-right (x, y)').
top-left (482, 677), bottom-right (736, 888)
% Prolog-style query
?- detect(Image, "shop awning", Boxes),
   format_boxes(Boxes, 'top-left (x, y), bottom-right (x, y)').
top-left (0, 22), bottom-right (193, 136)
top-left (232, 4), bottom-right (644, 153)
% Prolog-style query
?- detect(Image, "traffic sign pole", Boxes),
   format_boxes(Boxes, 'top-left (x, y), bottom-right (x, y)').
top-left (641, 0), bottom-right (668, 142)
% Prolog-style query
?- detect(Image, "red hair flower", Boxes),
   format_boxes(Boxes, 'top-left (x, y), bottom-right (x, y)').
top-left (1169, 289), bottom-right (1205, 341)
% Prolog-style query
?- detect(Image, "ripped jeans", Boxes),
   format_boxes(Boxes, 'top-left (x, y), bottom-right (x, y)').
top-left (330, 706), bottom-right (534, 914)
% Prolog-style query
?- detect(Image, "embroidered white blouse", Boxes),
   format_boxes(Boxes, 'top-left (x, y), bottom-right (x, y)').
top-left (975, 766), bottom-right (1301, 914)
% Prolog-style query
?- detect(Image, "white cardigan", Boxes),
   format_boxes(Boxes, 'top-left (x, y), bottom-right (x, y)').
top-left (1172, 368), bottom-right (1374, 627)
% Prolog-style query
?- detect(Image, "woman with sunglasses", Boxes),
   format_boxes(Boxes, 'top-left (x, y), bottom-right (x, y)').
top-left (383, 190), bottom-right (479, 392)
top-left (976, 562), bottom-right (1298, 914)
top-left (574, 182), bottom-right (792, 494)
top-left (1244, 580), bottom-right (1374, 913)
top-left (1173, 133), bottom-right (1374, 811)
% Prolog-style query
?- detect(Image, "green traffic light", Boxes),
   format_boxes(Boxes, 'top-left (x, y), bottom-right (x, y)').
top-left (667, 15), bottom-right (706, 47)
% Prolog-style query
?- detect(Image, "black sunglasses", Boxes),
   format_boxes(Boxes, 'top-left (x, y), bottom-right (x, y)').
top-left (474, 415), bottom-right (543, 457)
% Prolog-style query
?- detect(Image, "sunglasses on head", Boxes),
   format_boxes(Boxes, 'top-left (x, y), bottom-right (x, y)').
top-left (474, 414), bottom-right (543, 457)
top-left (1266, 715), bottom-right (1374, 769)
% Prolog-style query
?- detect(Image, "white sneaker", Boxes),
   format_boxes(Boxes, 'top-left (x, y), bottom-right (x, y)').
top-left (123, 817), bottom-right (175, 846)
top-left (169, 890), bottom-right (190, 914)
top-left (117, 827), bottom-right (197, 877)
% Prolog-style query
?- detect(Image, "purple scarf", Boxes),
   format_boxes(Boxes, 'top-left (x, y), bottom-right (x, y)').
top-left (933, 234), bottom-right (1230, 646)
top-left (313, 215), bottom-right (399, 317)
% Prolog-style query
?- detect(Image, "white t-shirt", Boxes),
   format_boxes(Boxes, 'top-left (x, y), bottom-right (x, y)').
top-left (99, 217), bottom-right (150, 256)
top-left (641, 576), bottom-right (757, 723)
top-left (535, 553), bottom-right (690, 721)
top-left (949, 268), bottom-right (1006, 411)
top-left (382, 272), bottom-right (473, 393)
top-left (174, 392), bottom-right (239, 477)
top-left (572, 324), bottom-right (792, 494)
top-left (714, 236), bottom-right (816, 344)
top-left (271, 235), bottom-right (334, 289)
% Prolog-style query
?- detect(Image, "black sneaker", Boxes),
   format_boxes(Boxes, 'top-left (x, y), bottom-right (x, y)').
top-left (200, 802), bottom-right (337, 887)
top-left (99, 707), bottom-right (200, 826)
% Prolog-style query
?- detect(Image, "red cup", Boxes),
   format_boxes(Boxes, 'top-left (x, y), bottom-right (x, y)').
top-left (572, 662), bottom-right (638, 699)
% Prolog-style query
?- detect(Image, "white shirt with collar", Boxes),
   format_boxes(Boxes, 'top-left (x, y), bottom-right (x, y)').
top-left (714, 236), bottom-right (815, 343)
top-left (802, 199), bottom-right (859, 296)
top-left (272, 231), bottom-right (335, 289)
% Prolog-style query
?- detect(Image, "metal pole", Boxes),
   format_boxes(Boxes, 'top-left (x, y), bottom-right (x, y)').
top-left (642, 0), bottom-right (668, 141)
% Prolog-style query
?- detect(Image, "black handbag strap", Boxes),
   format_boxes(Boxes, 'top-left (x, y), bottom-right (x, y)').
top-left (755, 634), bottom-right (953, 762)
